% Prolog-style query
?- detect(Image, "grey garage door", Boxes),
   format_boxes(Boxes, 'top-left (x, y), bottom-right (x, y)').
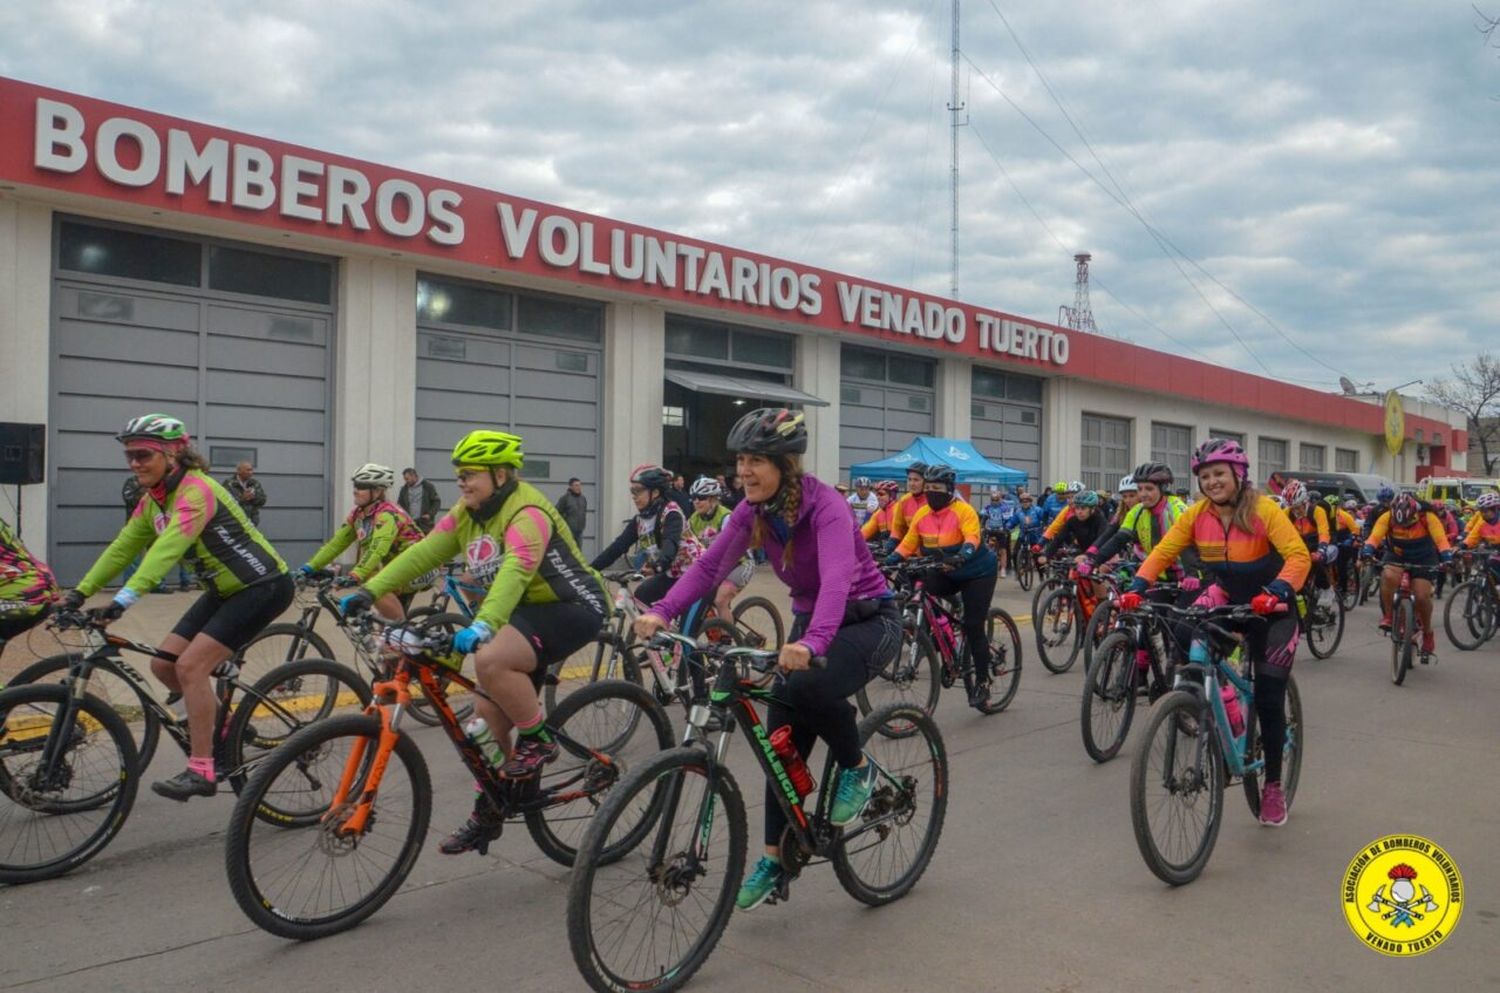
top-left (839, 345), bottom-right (936, 477)
top-left (48, 219), bottom-right (334, 585)
top-left (971, 367), bottom-right (1044, 491)
top-left (414, 276), bottom-right (603, 554)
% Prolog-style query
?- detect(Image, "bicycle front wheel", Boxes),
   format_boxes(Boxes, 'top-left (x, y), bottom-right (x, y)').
top-left (1015, 551), bottom-right (1034, 591)
top-left (525, 679), bottom-right (676, 866)
top-left (855, 628), bottom-right (939, 737)
top-left (1444, 579), bottom-right (1496, 651)
top-left (567, 748), bottom-right (746, 993)
top-left (832, 703), bottom-right (948, 905)
top-left (1081, 631), bottom-right (1137, 763)
top-left (222, 658), bottom-right (374, 813)
top-left (1081, 598), bottom-right (1118, 673)
top-left (1035, 588), bottom-right (1081, 674)
top-left (1129, 690), bottom-right (1223, 886)
top-left (5, 653), bottom-right (162, 774)
top-left (1392, 598), bottom-right (1415, 686)
top-left (730, 596), bottom-right (785, 651)
top-left (982, 609), bottom-right (1023, 713)
top-left (1305, 595), bottom-right (1345, 659)
top-left (0, 684), bottom-right (140, 884)
top-left (224, 714), bottom-right (431, 940)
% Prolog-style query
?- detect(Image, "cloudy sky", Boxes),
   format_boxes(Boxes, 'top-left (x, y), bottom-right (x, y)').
top-left (3, 0), bottom-right (1497, 391)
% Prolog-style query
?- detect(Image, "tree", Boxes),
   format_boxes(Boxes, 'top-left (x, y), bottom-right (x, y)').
top-left (1426, 353), bottom-right (1500, 475)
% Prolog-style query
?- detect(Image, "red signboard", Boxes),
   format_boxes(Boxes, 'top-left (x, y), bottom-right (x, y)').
top-left (0, 76), bottom-right (1455, 443)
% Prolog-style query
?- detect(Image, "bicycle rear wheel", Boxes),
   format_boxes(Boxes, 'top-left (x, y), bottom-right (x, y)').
top-left (222, 658), bottom-right (374, 814)
top-left (1129, 690), bottom-right (1223, 886)
top-left (1444, 579), bottom-right (1496, 651)
top-left (1391, 598), bottom-right (1414, 686)
top-left (545, 627), bottom-right (644, 713)
top-left (5, 653), bottom-right (162, 773)
top-left (981, 609), bottom-right (1022, 713)
top-left (730, 596), bottom-right (785, 651)
top-left (1243, 675), bottom-right (1303, 818)
top-left (224, 714), bottom-right (431, 939)
top-left (0, 685), bottom-right (140, 884)
top-left (1035, 588), bottom-right (1081, 674)
top-left (525, 680), bottom-right (676, 866)
top-left (1081, 631), bottom-right (1137, 763)
top-left (567, 748), bottom-right (746, 993)
top-left (832, 703), bottom-right (948, 905)
top-left (234, 622), bottom-right (336, 689)
top-left (1015, 549), bottom-right (1034, 591)
top-left (855, 628), bottom-right (939, 737)
top-left (1305, 595), bottom-right (1345, 659)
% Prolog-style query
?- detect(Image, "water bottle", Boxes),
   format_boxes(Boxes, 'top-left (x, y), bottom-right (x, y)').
top-left (768, 725), bottom-right (815, 798)
top-left (1220, 684), bottom-right (1245, 737)
top-left (464, 717), bottom-right (506, 768)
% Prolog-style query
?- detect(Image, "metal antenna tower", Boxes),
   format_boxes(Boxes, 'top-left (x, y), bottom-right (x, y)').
top-left (1057, 252), bottom-right (1100, 334)
top-left (947, 0), bottom-right (965, 298)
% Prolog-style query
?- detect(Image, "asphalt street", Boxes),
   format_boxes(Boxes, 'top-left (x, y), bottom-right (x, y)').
top-left (2, 572), bottom-right (1497, 993)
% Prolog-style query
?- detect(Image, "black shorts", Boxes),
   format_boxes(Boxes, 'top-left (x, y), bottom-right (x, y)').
top-left (508, 602), bottom-right (607, 688)
top-left (1380, 556), bottom-right (1440, 583)
top-left (170, 574), bottom-right (295, 653)
top-left (0, 602), bottom-right (50, 643)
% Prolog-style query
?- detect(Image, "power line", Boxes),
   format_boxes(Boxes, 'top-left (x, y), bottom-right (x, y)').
top-left (971, 6), bottom-right (1356, 382)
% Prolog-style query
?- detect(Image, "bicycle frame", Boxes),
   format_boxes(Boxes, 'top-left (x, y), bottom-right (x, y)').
top-left (1167, 611), bottom-right (1269, 781)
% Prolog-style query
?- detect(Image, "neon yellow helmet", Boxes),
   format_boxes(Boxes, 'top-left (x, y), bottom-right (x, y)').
top-left (451, 429), bottom-right (524, 469)
top-left (1052, 480), bottom-right (1068, 494)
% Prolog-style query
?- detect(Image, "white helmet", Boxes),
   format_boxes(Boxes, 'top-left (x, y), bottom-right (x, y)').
top-left (689, 476), bottom-right (722, 498)
top-left (351, 463), bottom-right (396, 489)
top-left (1118, 475), bottom-right (1138, 493)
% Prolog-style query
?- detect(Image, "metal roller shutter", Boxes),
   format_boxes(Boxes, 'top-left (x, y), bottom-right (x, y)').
top-left (838, 345), bottom-right (935, 476)
top-left (414, 277), bottom-right (603, 554)
top-left (48, 220), bottom-right (334, 584)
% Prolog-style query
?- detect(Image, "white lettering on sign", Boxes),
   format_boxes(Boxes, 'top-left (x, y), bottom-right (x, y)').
top-left (972, 318), bottom-right (1069, 367)
top-left (833, 281), bottom-right (967, 345)
top-left (33, 97), bottom-right (464, 245)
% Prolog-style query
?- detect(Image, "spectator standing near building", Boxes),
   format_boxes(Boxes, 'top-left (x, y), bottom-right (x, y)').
top-left (225, 462), bottom-right (267, 526)
top-left (557, 476), bottom-right (588, 541)
top-left (399, 467), bottom-right (442, 533)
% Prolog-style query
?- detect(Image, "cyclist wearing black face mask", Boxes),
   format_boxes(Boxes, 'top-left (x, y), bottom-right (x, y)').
top-left (885, 464), bottom-right (999, 708)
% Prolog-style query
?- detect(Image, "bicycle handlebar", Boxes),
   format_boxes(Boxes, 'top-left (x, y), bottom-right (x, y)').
top-left (645, 630), bottom-right (826, 673)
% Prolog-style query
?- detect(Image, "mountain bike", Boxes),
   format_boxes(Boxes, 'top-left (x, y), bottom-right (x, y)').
top-left (1444, 551), bottom-right (1499, 650)
top-left (1385, 565), bottom-right (1435, 686)
top-left (224, 611), bottom-right (675, 939)
top-left (1299, 556), bottom-right (1345, 660)
top-left (1129, 603), bottom-right (1302, 886)
top-left (1035, 563), bottom-right (1118, 674)
top-left (0, 609), bottom-right (370, 884)
top-left (1012, 534), bottom-right (1040, 591)
top-left (236, 572), bottom-right (471, 726)
top-left (566, 631), bottom-right (947, 993)
top-left (1080, 588), bottom-right (1186, 763)
top-left (858, 559), bottom-right (1022, 727)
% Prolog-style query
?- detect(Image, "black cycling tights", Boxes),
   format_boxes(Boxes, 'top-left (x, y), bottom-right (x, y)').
top-left (923, 570), bottom-right (998, 680)
top-left (763, 605), bottom-right (900, 846)
top-left (1256, 672), bottom-right (1289, 784)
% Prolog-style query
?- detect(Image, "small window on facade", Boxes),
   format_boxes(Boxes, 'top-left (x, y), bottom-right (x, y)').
top-left (1259, 438), bottom-right (1288, 481)
top-left (840, 345), bottom-right (886, 381)
top-left (972, 368), bottom-right (1006, 399)
top-left (211, 446), bottom-right (258, 469)
top-left (417, 277), bottom-right (512, 330)
top-left (907, 394), bottom-right (930, 412)
top-left (730, 329), bottom-right (795, 369)
top-left (662, 405), bottom-right (686, 427)
top-left (427, 336), bottom-right (467, 360)
top-left (209, 245), bottom-right (332, 304)
top-left (1007, 374), bottom-right (1044, 403)
top-left (1298, 443), bottom-right (1326, 472)
top-left (518, 295), bottom-right (602, 343)
top-left (664, 317), bottom-right (730, 359)
top-left (889, 358), bottom-right (936, 389)
top-left (1081, 414), bottom-right (1131, 491)
top-left (841, 385), bottom-right (862, 404)
top-left (1151, 422), bottom-right (1193, 485)
top-left (59, 221), bottom-right (201, 286)
top-left (1335, 448), bottom-right (1360, 473)
top-left (555, 351), bottom-right (590, 372)
top-left (1021, 410), bottom-right (1038, 425)
top-left (971, 402), bottom-right (987, 418)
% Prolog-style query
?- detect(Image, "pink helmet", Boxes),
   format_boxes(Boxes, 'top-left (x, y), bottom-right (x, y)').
top-left (1190, 437), bottom-right (1250, 481)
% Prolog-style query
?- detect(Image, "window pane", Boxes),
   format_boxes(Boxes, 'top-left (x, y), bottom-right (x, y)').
top-left (209, 245), bottom-right (331, 304)
top-left (841, 345), bottom-right (886, 381)
top-left (58, 221), bottom-right (200, 286)
top-left (888, 357), bottom-right (935, 388)
top-left (1298, 443), bottom-right (1325, 472)
top-left (1335, 448), bottom-right (1359, 472)
top-left (1209, 429), bottom-right (1245, 445)
top-left (518, 295), bottom-right (601, 342)
top-left (1007, 374), bottom-right (1043, 403)
top-left (665, 318), bottom-right (729, 359)
top-left (417, 278), bottom-right (512, 330)
top-left (973, 367), bottom-right (1006, 399)
top-left (731, 329), bottom-right (795, 368)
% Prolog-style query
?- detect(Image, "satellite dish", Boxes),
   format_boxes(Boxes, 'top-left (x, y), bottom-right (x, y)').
top-left (1339, 376), bottom-right (1357, 395)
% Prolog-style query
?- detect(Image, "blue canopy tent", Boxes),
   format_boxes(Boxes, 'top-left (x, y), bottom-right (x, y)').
top-left (848, 437), bottom-right (1028, 487)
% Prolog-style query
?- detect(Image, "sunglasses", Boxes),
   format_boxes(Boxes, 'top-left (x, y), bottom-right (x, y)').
top-left (455, 468), bottom-right (488, 482)
top-left (124, 449), bottom-right (160, 464)
top-left (629, 486), bottom-right (648, 496)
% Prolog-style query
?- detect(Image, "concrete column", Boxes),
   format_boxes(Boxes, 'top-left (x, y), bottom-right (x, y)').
top-left (1042, 378), bottom-right (1077, 484)
top-left (334, 257), bottom-right (416, 508)
top-left (936, 357), bottom-right (972, 440)
top-left (602, 301), bottom-right (665, 522)
top-left (795, 332), bottom-right (841, 482)
top-left (0, 199), bottom-right (54, 545)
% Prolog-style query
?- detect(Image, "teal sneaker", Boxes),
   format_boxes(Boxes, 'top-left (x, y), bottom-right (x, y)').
top-left (736, 856), bottom-right (786, 911)
top-left (829, 758), bottom-right (877, 827)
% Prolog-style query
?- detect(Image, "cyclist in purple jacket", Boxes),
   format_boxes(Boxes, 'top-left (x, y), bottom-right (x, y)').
top-left (635, 407), bottom-right (901, 912)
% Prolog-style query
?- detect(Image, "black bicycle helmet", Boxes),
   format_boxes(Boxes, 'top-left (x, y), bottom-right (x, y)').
top-left (630, 463), bottom-right (673, 490)
top-left (725, 407), bottom-right (807, 455)
top-left (922, 464), bottom-right (957, 488)
top-left (1131, 461), bottom-right (1174, 486)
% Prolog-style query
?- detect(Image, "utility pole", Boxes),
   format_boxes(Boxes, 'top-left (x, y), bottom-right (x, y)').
top-left (947, 0), bottom-right (964, 299)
